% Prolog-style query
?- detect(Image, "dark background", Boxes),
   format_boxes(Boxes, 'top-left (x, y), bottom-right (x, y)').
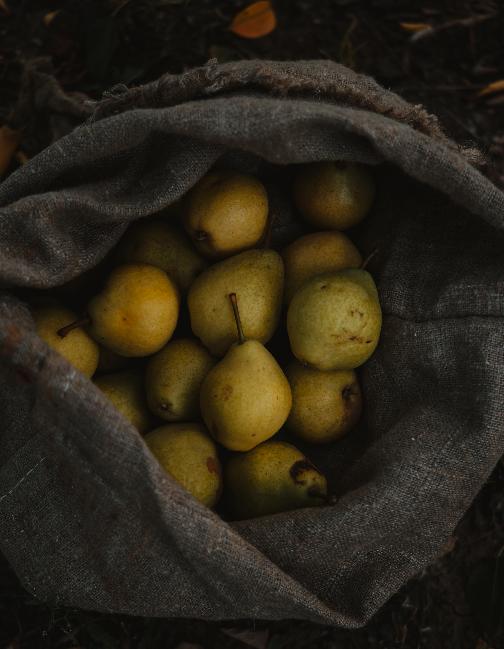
top-left (1, 1), bottom-right (504, 647)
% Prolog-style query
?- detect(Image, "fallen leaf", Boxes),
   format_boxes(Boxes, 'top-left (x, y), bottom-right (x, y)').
top-left (400, 22), bottom-right (432, 33)
top-left (0, 125), bottom-right (21, 177)
top-left (174, 644), bottom-right (204, 649)
top-left (230, 1), bottom-right (277, 39)
top-left (43, 10), bottom-right (60, 27)
top-left (222, 628), bottom-right (269, 649)
top-left (478, 79), bottom-right (504, 97)
top-left (0, 0), bottom-right (10, 14)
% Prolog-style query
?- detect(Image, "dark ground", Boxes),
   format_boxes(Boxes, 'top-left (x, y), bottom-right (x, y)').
top-left (1, 1), bottom-right (504, 647)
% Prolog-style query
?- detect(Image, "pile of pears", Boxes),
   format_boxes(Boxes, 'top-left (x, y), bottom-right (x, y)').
top-left (32, 161), bottom-right (381, 520)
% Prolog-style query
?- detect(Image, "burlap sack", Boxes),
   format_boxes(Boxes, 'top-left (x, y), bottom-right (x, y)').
top-left (0, 60), bottom-right (503, 627)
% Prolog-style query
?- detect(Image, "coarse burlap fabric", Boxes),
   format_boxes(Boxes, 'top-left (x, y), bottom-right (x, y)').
top-left (0, 60), bottom-right (503, 627)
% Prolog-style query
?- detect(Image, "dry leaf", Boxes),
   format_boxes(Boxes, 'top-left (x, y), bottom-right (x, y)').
top-left (174, 644), bottom-right (204, 649)
top-left (222, 628), bottom-right (269, 649)
top-left (0, 125), bottom-right (21, 177)
top-left (478, 79), bottom-right (504, 97)
top-left (400, 22), bottom-right (432, 33)
top-left (43, 10), bottom-right (60, 27)
top-left (0, 0), bottom-right (11, 14)
top-left (230, 1), bottom-right (277, 39)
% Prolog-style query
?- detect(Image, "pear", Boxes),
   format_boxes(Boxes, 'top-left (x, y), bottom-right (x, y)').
top-left (32, 305), bottom-right (99, 377)
top-left (145, 423), bottom-right (222, 507)
top-left (287, 269), bottom-right (382, 370)
top-left (225, 441), bottom-right (327, 519)
top-left (145, 338), bottom-right (215, 421)
top-left (293, 161), bottom-right (375, 230)
top-left (286, 362), bottom-right (362, 443)
top-left (188, 249), bottom-right (283, 356)
top-left (87, 263), bottom-right (179, 357)
top-left (95, 370), bottom-right (152, 434)
top-left (184, 171), bottom-right (269, 259)
top-left (282, 231), bottom-right (362, 304)
top-left (200, 294), bottom-right (292, 452)
top-left (115, 219), bottom-right (207, 292)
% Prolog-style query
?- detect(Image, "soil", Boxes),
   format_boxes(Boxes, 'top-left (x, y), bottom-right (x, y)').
top-left (1, 1), bottom-right (503, 647)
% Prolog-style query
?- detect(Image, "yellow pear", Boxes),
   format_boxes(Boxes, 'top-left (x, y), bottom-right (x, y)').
top-left (286, 362), bottom-right (362, 443)
top-left (293, 161), bottom-right (375, 230)
top-left (145, 338), bottom-right (215, 421)
top-left (145, 423), bottom-right (222, 507)
top-left (87, 263), bottom-right (179, 357)
top-left (225, 441), bottom-right (327, 519)
top-left (200, 294), bottom-right (292, 451)
top-left (94, 370), bottom-right (152, 434)
top-left (115, 219), bottom-right (207, 292)
top-left (184, 171), bottom-right (268, 259)
top-left (282, 231), bottom-right (362, 303)
top-left (33, 305), bottom-right (99, 377)
top-left (287, 269), bottom-right (382, 370)
top-left (188, 249), bottom-right (283, 356)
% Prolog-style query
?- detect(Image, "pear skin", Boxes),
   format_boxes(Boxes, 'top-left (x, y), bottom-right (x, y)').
top-left (187, 249), bottom-right (284, 356)
top-left (145, 338), bottom-right (215, 421)
top-left (294, 161), bottom-right (375, 230)
top-left (286, 362), bottom-right (362, 443)
top-left (184, 171), bottom-right (268, 259)
top-left (145, 423), bottom-right (222, 507)
top-left (226, 441), bottom-right (327, 519)
top-left (115, 220), bottom-right (207, 292)
top-left (95, 370), bottom-right (152, 434)
top-left (33, 305), bottom-right (99, 377)
top-left (282, 231), bottom-right (362, 304)
top-left (200, 339), bottom-right (292, 451)
top-left (287, 269), bottom-right (382, 370)
top-left (88, 263), bottom-right (179, 357)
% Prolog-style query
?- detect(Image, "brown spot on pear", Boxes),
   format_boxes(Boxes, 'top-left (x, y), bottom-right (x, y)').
top-left (287, 269), bottom-right (381, 370)
top-left (145, 423), bottom-right (222, 508)
top-left (225, 441), bottom-right (327, 519)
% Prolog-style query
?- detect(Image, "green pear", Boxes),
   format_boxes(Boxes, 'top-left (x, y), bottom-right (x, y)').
top-left (188, 249), bottom-right (283, 356)
top-left (33, 305), bottom-right (99, 377)
top-left (184, 171), bottom-right (268, 259)
top-left (287, 269), bottom-right (382, 370)
top-left (282, 231), bottom-right (362, 304)
top-left (87, 263), bottom-right (179, 357)
top-left (145, 423), bottom-right (222, 508)
top-left (293, 161), bottom-right (375, 230)
top-left (145, 338), bottom-right (215, 421)
top-left (94, 370), bottom-right (152, 434)
top-left (286, 362), bottom-right (362, 443)
top-left (200, 294), bottom-right (292, 451)
top-left (115, 219), bottom-right (207, 292)
top-left (225, 441), bottom-right (327, 519)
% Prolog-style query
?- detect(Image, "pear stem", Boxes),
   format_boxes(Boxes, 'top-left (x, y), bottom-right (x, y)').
top-left (361, 248), bottom-right (378, 270)
top-left (229, 293), bottom-right (245, 345)
top-left (56, 315), bottom-right (91, 338)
